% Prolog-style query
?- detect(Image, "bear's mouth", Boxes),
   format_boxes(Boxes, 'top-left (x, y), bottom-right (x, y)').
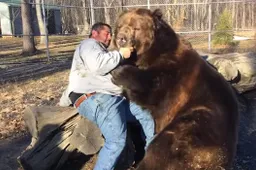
top-left (115, 33), bottom-right (136, 49)
top-left (116, 37), bottom-right (127, 47)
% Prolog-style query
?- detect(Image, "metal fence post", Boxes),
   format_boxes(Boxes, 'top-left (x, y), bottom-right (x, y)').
top-left (89, 0), bottom-right (95, 27)
top-left (208, 0), bottom-right (212, 52)
top-left (42, 0), bottom-right (50, 61)
top-left (147, 0), bottom-right (150, 9)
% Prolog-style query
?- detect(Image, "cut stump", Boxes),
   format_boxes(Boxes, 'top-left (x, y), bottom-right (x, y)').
top-left (18, 106), bottom-right (103, 170)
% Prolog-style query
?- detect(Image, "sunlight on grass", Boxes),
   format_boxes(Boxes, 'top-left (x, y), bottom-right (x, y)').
top-left (0, 35), bottom-right (85, 64)
top-left (0, 70), bottom-right (69, 139)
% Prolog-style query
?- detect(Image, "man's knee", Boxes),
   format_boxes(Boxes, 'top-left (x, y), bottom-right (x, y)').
top-left (105, 137), bottom-right (126, 152)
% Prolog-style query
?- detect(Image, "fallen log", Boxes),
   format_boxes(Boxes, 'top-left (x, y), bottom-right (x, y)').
top-left (19, 52), bottom-right (256, 170)
top-left (18, 106), bottom-right (104, 170)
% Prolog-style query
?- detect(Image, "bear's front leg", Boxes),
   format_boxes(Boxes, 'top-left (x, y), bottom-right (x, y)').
top-left (111, 65), bottom-right (152, 93)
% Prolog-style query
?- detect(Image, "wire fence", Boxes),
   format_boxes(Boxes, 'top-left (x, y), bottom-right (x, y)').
top-left (0, 0), bottom-right (255, 64)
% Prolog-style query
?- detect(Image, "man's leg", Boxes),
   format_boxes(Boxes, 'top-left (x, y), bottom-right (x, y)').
top-left (126, 101), bottom-right (155, 149)
top-left (78, 94), bottom-right (127, 170)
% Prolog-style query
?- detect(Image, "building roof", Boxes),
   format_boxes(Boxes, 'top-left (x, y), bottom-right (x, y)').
top-left (0, 0), bottom-right (60, 10)
top-left (0, 0), bottom-right (20, 7)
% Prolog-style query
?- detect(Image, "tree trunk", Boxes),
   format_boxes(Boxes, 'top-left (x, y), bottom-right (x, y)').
top-left (81, 0), bottom-right (90, 35)
top-left (35, 0), bottom-right (47, 44)
top-left (235, 3), bottom-right (238, 30)
top-left (193, 0), bottom-right (197, 30)
top-left (21, 0), bottom-right (37, 55)
top-left (232, 1), bottom-right (235, 29)
top-left (242, 1), bottom-right (246, 29)
top-left (104, 7), bottom-right (111, 24)
top-left (104, 1), bottom-right (111, 25)
top-left (251, 2), bottom-right (254, 28)
top-left (103, 0), bottom-right (116, 25)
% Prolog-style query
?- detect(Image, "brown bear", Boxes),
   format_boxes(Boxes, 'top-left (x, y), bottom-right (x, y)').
top-left (111, 8), bottom-right (239, 170)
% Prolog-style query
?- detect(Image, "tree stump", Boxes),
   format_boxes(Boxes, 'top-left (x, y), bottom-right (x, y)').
top-left (18, 106), bottom-right (103, 170)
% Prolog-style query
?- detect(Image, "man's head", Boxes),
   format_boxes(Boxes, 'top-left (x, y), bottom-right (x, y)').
top-left (90, 22), bottom-right (112, 48)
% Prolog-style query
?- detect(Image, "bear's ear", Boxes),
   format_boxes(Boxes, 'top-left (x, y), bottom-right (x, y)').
top-left (152, 9), bottom-right (163, 30)
top-left (152, 9), bottom-right (163, 20)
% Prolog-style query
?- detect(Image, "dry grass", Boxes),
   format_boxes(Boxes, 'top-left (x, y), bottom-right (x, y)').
top-left (0, 70), bottom-right (69, 139)
top-left (0, 36), bottom-right (84, 64)
top-left (182, 32), bottom-right (256, 53)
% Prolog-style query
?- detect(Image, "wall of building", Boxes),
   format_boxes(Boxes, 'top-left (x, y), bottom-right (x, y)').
top-left (0, 2), bottom-right (62, 36)
top-left (53, 10), bottom-right (62, 34)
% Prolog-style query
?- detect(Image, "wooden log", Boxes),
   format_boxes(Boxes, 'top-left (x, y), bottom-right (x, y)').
top-left (23, 106), bottom-right (77, 142)
top-left (70, 117), bottom-right (104, 155)
top-left (18, 106), bottom-right (103, 170)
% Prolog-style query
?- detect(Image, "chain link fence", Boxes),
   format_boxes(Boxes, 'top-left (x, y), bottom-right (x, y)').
top-left (0, 0), bottom-right (255, 65)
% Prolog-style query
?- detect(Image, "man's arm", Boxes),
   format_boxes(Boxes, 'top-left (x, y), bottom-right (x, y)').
top-left (80, 40), bottom-right (130, 75)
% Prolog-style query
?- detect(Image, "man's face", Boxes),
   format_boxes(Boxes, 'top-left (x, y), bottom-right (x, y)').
top-left (93, 26), bottom-right (112, 48)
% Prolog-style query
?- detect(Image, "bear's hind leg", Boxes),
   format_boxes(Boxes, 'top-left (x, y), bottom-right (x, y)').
top-left (136, 110), bottom-right (230, 170)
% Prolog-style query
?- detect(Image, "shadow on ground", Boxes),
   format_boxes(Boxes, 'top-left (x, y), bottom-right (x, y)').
top-left (0, 57), bottom-right (72, 83)
top-left (0, 135), bottom-right (30, 170)
top-left (233, 91), bottom-right (256, 170)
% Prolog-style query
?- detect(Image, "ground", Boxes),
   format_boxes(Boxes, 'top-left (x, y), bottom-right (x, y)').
top-left (0, 70), bottom-right (69, 139)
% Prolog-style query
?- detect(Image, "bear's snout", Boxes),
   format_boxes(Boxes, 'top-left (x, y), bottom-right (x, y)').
top-left (115, 25), bottom-right (137, 48)
top-left (116, 33), bottom-right (128, 47)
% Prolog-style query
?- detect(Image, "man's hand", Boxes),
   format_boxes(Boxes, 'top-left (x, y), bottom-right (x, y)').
top-left (119, 47), bottom-right (134, 59)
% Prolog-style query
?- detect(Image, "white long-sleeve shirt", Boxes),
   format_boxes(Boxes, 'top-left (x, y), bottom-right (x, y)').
top-left (59, 38), bottom-right (123, 106)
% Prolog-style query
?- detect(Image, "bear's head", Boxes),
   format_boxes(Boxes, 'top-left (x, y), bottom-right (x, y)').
top-left (113, 8), bottom-right (181, 67)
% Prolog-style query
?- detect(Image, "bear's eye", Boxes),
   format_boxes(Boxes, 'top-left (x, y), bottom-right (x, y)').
top-left (134, 28), bottom-right (141, 31)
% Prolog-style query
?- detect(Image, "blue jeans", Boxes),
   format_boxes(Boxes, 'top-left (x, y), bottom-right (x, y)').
top-left (125, 101), bottom-right (155, 149)
top-left (78, 93), bottom-right (155, 170)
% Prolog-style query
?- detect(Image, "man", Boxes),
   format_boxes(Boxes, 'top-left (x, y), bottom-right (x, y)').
top-left (59, 22), bottom-right (155, 170)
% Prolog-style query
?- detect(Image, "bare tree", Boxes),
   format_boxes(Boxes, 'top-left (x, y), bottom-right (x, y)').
top-left (46, 0), bottom-right (256, 35)
top-left (81, 0), bottom-right (90, 35)
top-left (242, 1), bottom-right (246, 29)
top-left (103, 0), bottom-right (115, 24)
top-left (35, 0), bottom-right (48, 44)
top-left (252, 3), bottom-right (255, 28)
top-left (21, 0), bottom-right (37, 55)
top-left (11, 7), bottom-right (21, 36)
top-left (193, 0), bottom-right (198, 30)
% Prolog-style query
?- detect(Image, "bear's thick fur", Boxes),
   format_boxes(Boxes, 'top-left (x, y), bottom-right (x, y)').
top-left (111, 8), bottom-right (239, 170)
